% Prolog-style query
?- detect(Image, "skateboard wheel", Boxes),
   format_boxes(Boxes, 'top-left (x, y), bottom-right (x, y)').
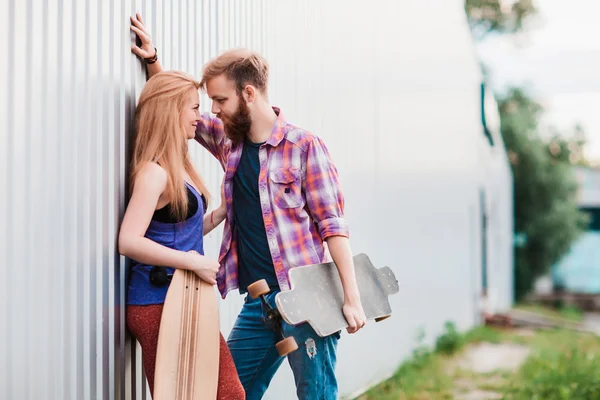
top-left (276, 337), bottom-right (298, 356)
top-left (375, 315), bottom-right (391, 323)
top-left (247, 279), bottom-right (270, 299)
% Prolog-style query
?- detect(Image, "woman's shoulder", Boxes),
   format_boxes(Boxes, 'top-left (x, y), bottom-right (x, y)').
top-left (135, 162), bottom-right (168, 191)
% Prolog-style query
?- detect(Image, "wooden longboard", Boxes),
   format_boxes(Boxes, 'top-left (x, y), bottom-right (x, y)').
top-left (275, 253), bottom-right (399, 337)
top-left (154, 269), bottom-right (220, 400)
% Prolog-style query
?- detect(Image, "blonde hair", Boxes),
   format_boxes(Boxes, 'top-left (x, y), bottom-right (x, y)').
top-left (200, 48), bottom-right (269, 95)
top-left (132, 70), bottom-right (210, 221)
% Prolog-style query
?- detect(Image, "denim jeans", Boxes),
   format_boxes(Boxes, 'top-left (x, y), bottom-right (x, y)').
top-left (227, 290), bottom-right (340, 399)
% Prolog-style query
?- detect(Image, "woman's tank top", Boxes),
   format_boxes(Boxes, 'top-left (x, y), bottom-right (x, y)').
top-left (127, 182), bottom-right (205, 305)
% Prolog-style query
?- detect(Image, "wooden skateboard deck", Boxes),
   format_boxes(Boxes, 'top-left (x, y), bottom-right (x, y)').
top-left (154, 269), bottom-right (220, 400)
top-left (275, 253), bottom-right (399, 337)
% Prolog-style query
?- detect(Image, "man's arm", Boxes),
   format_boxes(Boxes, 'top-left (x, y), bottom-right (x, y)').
top-left (325, 236), bottom-right (366, 334)
top-left (303, 136), bottom-right (367, 334)
top-left (194, 115), bottom-right (229, 171)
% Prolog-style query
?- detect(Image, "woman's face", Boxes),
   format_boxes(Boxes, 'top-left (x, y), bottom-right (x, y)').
top-left (181, 89), bottom-right (201, 139)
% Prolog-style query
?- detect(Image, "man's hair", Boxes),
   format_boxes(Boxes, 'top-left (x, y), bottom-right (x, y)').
top-left (200, 48), bottom-right (269, 95)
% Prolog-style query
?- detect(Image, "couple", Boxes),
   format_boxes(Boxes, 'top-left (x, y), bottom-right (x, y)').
top-left (119, 13), bottom-right (367, 400)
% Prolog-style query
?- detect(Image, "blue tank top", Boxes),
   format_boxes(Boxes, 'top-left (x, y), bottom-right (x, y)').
top-left (127, 182), bottom-right (205, 305)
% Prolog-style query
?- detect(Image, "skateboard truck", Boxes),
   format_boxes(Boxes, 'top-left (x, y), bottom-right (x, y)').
top-left (247, 279), bottom-right (299, 356)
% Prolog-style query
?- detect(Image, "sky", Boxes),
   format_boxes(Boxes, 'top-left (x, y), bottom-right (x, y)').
top-left (475, 0), bottom-right (600, 162)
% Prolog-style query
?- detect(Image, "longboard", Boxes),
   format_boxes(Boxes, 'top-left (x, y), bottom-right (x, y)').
top-left (154, 269), bottom-right (220, 399)
top-left (248, 253), bottom-right (398, 355)
top-left (275, 253), bottom-right (399, 337)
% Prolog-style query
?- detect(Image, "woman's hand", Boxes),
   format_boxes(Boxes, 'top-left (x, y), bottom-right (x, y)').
top-left (130, 13), bottom-right (156, 60)
top-left (186, 250), bottom-right (219, 285)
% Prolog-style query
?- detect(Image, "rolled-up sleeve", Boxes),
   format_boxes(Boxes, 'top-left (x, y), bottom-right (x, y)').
top-left (195, 113), bottom-right (229, 171)
top-left (303, 136), bottom-right (349, 239)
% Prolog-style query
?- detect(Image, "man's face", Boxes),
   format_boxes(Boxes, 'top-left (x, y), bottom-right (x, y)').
top-left (206, 75), bottom-right (238, 118)
top-left (207, 75), bottom-right (252, 143)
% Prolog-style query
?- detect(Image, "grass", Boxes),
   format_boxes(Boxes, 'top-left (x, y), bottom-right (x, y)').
top-left (356, 322), bottom-right (473, 400)
top-left (503, 330), bottom-right (600, 400)
top-left (514, 303), bottom-right (584, 322)
top-left (357, 305), bottom-right (600, 400)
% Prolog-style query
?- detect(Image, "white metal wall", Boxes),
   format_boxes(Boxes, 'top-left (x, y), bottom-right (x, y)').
top-left (1, 0), bottom-right (513, 399)
top-left (479, 85), bottom-right (515, 314)
top-left (262, 2), bottom-right (513, 397)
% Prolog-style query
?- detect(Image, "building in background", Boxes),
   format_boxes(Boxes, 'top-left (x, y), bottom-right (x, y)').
top-left (552, 166), bottom-right (600, 294)
top-left (0, 0), bottom-right (513, 398)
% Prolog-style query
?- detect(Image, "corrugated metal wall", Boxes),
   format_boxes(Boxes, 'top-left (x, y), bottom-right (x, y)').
top-left (1, 0), bottom-right (268, 398)
top-left (1, 0), bottom-right (513, 399)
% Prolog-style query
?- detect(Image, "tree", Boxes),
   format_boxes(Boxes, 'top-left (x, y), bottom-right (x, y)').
top-left (465, 0), bottom-right (537, 39)
top-left (498, 88), bottom-right (588, 299)
top-left (464, 1), bottom-right (588, 298)
top-left (545, 124), bottom-right (588, 167)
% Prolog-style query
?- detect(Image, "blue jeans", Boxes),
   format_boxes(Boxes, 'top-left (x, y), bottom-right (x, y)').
top-left (227, 291), bottom-right (340, 399)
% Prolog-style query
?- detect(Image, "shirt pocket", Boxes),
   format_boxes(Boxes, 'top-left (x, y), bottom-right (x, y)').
top-left (269, 167), bottom-right (303, 209)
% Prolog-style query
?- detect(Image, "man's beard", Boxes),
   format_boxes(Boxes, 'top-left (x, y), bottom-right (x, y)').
top-left (220, 96), bottom-right (252, 145)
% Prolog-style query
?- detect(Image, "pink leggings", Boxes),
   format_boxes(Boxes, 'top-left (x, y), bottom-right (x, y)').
top-left (127, 304), bottom-right (245, 399)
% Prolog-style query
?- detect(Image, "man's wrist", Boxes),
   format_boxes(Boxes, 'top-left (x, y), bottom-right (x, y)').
top-left (343, 289), bottom-right (361, 305)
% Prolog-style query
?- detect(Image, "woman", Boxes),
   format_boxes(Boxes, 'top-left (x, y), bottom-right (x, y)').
top-left (118, 70), bottom-right (244, 398)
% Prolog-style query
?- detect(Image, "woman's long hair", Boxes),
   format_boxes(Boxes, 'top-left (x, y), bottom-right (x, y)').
top-left (132, 71), bottom-right (210, 221)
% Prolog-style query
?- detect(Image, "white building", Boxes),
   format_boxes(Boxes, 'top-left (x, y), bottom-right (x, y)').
top-left (0, 0), bottom-right (513, 398)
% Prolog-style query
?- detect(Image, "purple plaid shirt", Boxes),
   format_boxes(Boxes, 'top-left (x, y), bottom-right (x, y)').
top-left (195, 107), bottom-right (350, 298)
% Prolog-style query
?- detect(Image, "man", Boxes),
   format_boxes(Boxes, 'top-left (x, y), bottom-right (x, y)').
top-left (131, 13), bottom-right (366, 400)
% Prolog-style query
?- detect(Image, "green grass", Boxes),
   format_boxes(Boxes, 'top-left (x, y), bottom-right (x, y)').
top-left (357, 305), bottom-right (600, 400)
top-left (514, 303), bottom-right (584, 322)
top-left (356, 348), bottom-right (455, 400)
top-left (504, 330), bottom-right (600, 400)
top-left (356, 322), bottom-right (474, 400)
top-left (463, 325), bottom-right (506, 344)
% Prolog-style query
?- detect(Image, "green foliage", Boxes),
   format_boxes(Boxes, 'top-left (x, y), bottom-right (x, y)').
top-left (463, 324), bottom-right (505, 344)
top-left (515, 303), bottom-right (584, 323)
top-left (504, 332), bottom-right (600, 399)
top-left (358, 325), bottom-right (462, 399)
top-left (465, 0), bottom-right (537, 40)
top-left (545, 124), bottom-right (588, 167)
top-left (410, 327), bottom-right (434, 369)
top-left (497, 88), bottom-right (589, 299)
top-left (558, 305), bottom-right (584, 322)
top-left (360, 322), bottom-right (479, 399)
top-left (361, 313), bottom-right (600, 400)
top-left (435, 322), bottom-right (463, 355)
top-left (505, 349), bottom-right (600, 399)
